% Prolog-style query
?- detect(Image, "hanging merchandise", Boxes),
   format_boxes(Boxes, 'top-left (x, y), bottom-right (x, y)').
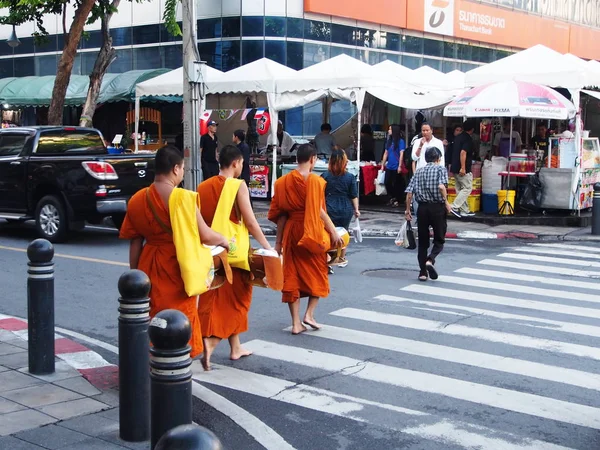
top-left (255, 110), bottom-right (271, 136)
top-left (199, 110), bottom-right (213, 135)
top-left (480, 120), bottom-right (492, 143)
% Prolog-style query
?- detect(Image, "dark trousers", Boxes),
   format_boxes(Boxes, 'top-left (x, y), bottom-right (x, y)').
top-left (416, 202), bottom-right (447, 274)
top-left (202, 161), bottom-right (219, 181)
top-left (385, 169), bottom-right (407, 203)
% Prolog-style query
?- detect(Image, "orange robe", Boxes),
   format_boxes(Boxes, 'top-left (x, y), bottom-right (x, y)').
top-left (197, 176), bottom-right (253, 339)
top-left (119, 184), bottom-right (203, 357)
top-left (268, 170), bottom-right (330, 303)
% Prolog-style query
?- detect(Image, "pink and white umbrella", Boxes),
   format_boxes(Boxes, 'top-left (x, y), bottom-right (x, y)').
top-left (444, 80), bottom-right (576, 120)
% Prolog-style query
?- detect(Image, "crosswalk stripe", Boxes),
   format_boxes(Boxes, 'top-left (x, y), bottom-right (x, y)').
top-left (437, 275), bottom-right (600, 304)
top-left (530, 243), bottom-right (600, 252)
top-left (295, 322), bottom-right (600, 391)
top-left (330, 307), bottom-right (600, 361)
top-left (375, 294), bottom-right (600, 339)
top-left (478, 259), bottom-right (600, 279)
top-left (455, 267), bottom-right (600, 291)
top-left (193, 364), bottom-right (573, 450)
top-left (513, 247), bottom-right (600, 260)
top-left (499, 252), bottom-right (600, 268)
top-left (402, 284), bottom-right (600, 320)
top-left (243, 339), bottom-right (600, 430)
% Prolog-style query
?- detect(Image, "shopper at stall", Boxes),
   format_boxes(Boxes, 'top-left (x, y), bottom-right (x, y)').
top-left (450, 120), bottom-right (476, 218)
top-left (360, 124), bottom-right (376, 162)
top-left (493, 119), bottom-right (522, 157)
top-left (411, 123), bottom-right (445, 172)
top-left (277, 120), bottom-right (296, 156)
top-left (531, 122), bottom-right (550, 158)
top-left (201, 120), bottom-right (220, 180)
top-left (233, 129), bottom-right (251, 187)
top-left (314, 123), bottom-right (339, 157)
top-left (321, 149), bottom-right (360, 267)
top-left (381, 124), bottom-right (407, 208)
top-left (405, 147), bottom-right (452, 282)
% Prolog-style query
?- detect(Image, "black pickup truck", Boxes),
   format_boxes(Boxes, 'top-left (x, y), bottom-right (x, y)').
top-left (0, 126), bottom-right (155, 242)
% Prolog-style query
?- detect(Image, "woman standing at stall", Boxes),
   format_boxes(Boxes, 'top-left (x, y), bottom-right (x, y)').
top-left (321, 149), bottom-right (360, 268)
top-left (381, 124), bottom-right (406, 207)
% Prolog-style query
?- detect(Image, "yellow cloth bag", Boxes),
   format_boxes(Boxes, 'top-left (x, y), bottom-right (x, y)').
top-left (169, 188), bottom-right (215, 296)
top-left (211, 178), bottom-right (251, 271)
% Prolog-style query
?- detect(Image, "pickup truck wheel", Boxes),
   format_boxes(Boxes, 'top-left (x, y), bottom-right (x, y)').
top-left (35, 195), bottom-right (68, 243)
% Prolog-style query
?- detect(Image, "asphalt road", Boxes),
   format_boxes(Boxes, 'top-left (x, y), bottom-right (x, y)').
top-left (1, 220), bottom-right (600, 450)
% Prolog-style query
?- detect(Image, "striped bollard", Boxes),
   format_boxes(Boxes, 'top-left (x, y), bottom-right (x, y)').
top-left (27, 239), bottom-right (55, 375)
top-left (593, 183), bottom-right (600, 236)
top-left (149, 309), bottom-right (193, 449)
top-left (155, 424), bottom-right (223, 450)
top-left (118, 270), bottom-right (151, 442)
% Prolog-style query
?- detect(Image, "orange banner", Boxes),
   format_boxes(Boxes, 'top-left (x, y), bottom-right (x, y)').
top-left (304, 0), bottom-right (407, 29)
top-left (569, 25), bottom-right (600, 61)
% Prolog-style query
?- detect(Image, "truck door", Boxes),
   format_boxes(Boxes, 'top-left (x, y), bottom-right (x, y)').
top-left (0, 132), bottom-right (32, 212)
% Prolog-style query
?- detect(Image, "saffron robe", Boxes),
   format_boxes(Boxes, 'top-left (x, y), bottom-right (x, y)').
top-left (197, 176), bottom-right (253, 338)
top-left (119, 184), bottom-right (203, 357)
top-left (268, 170), bottom-right (330, 303)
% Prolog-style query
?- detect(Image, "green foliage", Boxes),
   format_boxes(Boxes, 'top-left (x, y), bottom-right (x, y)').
top-left (163, 0), bottom-right (181, 37)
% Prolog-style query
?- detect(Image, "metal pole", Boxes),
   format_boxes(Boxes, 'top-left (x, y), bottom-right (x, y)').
top-left (182, 0), bottom-right (199, 190)
top-left (155, 424), bottom-right (223, 450)
top-left (150, 309), bottom-right (193, 449)
top-left (27, 239), bottom-right (55, 375)
top-left (592, 183), bottom-right (600, 235)
top-left (118, 270), bottom-right (151, 442)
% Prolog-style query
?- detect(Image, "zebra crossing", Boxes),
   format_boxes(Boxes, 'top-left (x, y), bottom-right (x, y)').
top-left (193, 242), bottom-right (600, 449)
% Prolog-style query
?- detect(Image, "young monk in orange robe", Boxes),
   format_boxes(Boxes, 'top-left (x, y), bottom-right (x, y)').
top-left (268, 144), bottom-right (343, 335)
top-left (197, 144), bottom-right (273, 370)
top-left (120, 145), bottom-right (229, 358)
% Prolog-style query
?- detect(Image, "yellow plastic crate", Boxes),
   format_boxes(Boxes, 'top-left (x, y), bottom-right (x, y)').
top-left (473, 177), bottom-right (482, 188)
top-left (448, 194), bottom-right (481, 213)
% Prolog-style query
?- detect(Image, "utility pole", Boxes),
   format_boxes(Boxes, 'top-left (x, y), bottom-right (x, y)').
top-left (181, 0), bottom-right (204, 190)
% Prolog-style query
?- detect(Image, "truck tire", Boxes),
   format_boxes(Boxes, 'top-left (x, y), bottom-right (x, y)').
top-left (35, 195), bottom-right (68, 243)
top-left (111, 214), bottom-right (125, 230)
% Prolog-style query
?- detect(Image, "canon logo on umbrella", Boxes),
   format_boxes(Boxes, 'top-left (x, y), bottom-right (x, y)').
top-left (424, 0), bottom-right (455, 36)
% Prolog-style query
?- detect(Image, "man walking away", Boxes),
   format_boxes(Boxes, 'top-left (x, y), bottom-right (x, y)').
top-left (405, 147), bottom-right (452, 282)
top-left (450, 120), bottom-right (476, 218)
top-left (233, 129), bottom-right (251, 187)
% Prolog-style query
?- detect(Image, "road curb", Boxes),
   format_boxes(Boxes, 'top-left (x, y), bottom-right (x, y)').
top-left (0, 314), bottom-right (118, 390)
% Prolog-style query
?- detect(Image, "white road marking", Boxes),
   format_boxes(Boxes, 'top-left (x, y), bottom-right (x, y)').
top-left (55, 326), bottom-right (119, 355)
top-left (498, 252), bottom-right (600, 268)
top-left (478, 259), bottom-right (600, 278)
top-left (194, 364), bottom-right (573, 450)
top-left (244, 340), bottom-right (600, 430)
top-left (402, 284), bottom-right (600, 320)
top-left (455, 267), bottom-right (600, 291)
top-left (293, 322), bottom-right (600, 391)
top-left (513, 247), bottom-right (600, 260)
top-left (529, 243), bottom-right (600, 253)
top-left (436, 275), bottom-right (600, 304)
top-left (57, 350), bottom-right (113, 370)
top-left (375, 294), bottom-right (600, 339)
top-left (330, 307), bottom-right (600, 361)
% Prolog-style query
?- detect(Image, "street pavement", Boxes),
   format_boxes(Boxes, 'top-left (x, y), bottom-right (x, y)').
top-left (0, 218), bottom-right (600, 449)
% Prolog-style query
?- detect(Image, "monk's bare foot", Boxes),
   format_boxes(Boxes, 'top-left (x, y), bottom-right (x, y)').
top-left (230, 348), bottom-right (253, 361)
top-left (303, 317), bottom-right (321, 330)
top-left (201, 354), bottom-right (211, 371)
top-left (202, 337), bottom-right (220, 371)
top-left (291, 324), bottom-right (307, 335)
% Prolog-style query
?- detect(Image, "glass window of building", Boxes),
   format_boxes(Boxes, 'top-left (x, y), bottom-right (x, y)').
top-left (457, 44), bottom-right (472, 61)
top-left (222, 17), bottom-right (241, 38)
top-left (443, 41), bottom-right (457, 59)
top-left (423, 38), bottom-right (443, 57)
top-left (14, 58), bottom-right (34, 77)
top-left (403, 35), bottom-right (423, 55)
top-left (265, 40), bottom-right (286, 65)
top-left (111, 28), bottom-right (132, 46)
top-left (357, 28), bottom-right (377, 49)
top-left (303, 43), bottom-right (329, 67)
top-left (242, 40), bottom-right (264, 64)
top-left (302, 101), bottom-right (324, 137)
top-left (287, 17), bottom-right (303, 39)
top-left (197, 18), bottom-right (222, 40)
top-left (162, 22), bottom-right (183, 42)
top-left (242, 16), bottom-right (264, 37)
top-left (422, 58), bottom-right (441, 71)
top-left (34, 36), bottom-right (57, 54)
top-left (199, 42), bottom-right (221, 70)
top-left (402, 55), bottom-right (422, 69)
top-left (460, 62), bottom-right (479, 72)
top-left (133, 24), bottom-right (160, 45)
top-left (285, 106), bottom-right (303, 136)
top-left (478, 46), bottom-right (495, 63)
top-left (82, 52), bottom-right (98, 75)
top-left (265, 17), bottom-right (286, 37)
top-left (71, 55), bottom-right (82, 75)
top-left (81, 31), bottom-right (103, 49)
top-left (442, 60), bottom-right (458, 73)
top-left (330, 100), bottom-right (356, 131)
top-left (14, 37), bottom-right (35, 55)
top-left (163, 45), bottom-right (183, 68)
top-left (221, 40), bottom-right (241, 70)
top-left (35, 55), bottom-right (58, 76)
top-left (286, 41), bottom-right (304, 70)
top-left (134, 47), bottom-right (162, 70)
top-left (0, 59), bottom-right (12, 78)
top-left (304, 20), bottom-right (331, 42)
top-left (380, 53), bottom-right (400, 63)
top-left (380, 32), bottom-right (400, 51)
top-left (330, 46), bottom-right (356, 59)
top-left (108, 49), bottom-right (133, 73)
top-left (331, 24), bottom-right (355, 46)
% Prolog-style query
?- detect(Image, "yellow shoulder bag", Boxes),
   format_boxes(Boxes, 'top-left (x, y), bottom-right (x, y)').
top-left (211, 178), bottom-right (251, 271)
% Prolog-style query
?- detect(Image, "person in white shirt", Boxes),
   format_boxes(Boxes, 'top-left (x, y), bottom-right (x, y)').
top-left (411, 123), bottom-right (445, 172)
top-left (277, 120), bottom-right (296, 156)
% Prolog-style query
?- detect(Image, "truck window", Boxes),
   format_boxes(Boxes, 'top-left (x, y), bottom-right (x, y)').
top-left (0, 134), bottom-right (30, 156)
top-left (36, 131), bottom-right (106, 155)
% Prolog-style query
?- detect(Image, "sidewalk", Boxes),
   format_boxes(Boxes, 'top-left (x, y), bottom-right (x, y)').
top-left (253, 200), bottom-right (600, 241)
top-left (0, 314), bottom-right (145, 449)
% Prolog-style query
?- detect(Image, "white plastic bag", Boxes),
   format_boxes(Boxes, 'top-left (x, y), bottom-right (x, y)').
top-left (375, 183), bottom-right (387, 196)
top-left (395, 221), bottom-right (409, 248)
top-left (376, 169), bottom-right (386, 185)
top-left (351, 218), bottom-right (363, 243)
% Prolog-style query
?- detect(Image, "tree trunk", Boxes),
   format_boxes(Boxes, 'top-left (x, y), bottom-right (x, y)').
top-left (47, 0), bottom-right (96, 125)
top-left (79, 0), bottom-right (120, 128)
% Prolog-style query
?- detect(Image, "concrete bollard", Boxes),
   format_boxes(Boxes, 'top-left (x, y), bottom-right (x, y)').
top-left (27, 239), bottom-right (55, 375)
top-left (592, 183), bottom-right (600, 236)
top-left (155, 424), bottom-right (223, 450)
top-left (149, 309), bottom-right (193, 449)
top-left (118, 270), bottom-right (151, 442)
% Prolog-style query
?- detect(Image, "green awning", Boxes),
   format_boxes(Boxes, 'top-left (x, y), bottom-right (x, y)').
top-left (0, 69), bottom-right (170, 107)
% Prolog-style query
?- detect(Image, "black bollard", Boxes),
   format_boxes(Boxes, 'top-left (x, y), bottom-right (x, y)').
top-left (118, 270), bottom-right (151, 442)
top-left (149, 309), bottom-right (193, 449)
top-left (155, 424), bottom-right (223, 450)
top-left (593, 183), bottom-right (600, 236)
top-left (27, 239), bottom-right (55, 375)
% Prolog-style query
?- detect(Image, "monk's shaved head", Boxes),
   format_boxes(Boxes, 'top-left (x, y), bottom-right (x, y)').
top-left (155, 145), bottom-right (184, 175)
top-left (219, 144), bottom-right (243, 168)
top-left (297, 144), bottom-right (317, 164)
